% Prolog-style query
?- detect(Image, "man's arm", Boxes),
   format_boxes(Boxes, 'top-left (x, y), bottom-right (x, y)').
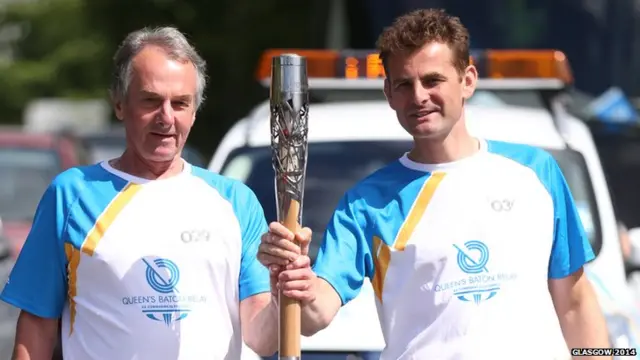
top-left (240, 293), bottom-right (278, 356)
top-left (549, 268), bottom-right (609, 350)
top-left (545, 155), bottom-right (609, 354)
top-left (259, 223), bottom-right (343, 337)
top-left (232, 183), bottom-right (278, 356)
top-left (1, 181), bottom-right (69, 360)
top-left (299, 277), bottom-right (342, 336)
top-left (301, 193), bottom-right (373, 336)
top-left (12, 312), bottom-right (59, 360)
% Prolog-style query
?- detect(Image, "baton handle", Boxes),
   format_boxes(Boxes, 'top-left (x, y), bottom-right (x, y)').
top-left (279, 198), bottom-right (301, 359)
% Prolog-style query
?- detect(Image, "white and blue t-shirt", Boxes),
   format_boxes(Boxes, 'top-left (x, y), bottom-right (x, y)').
top-left (313, 139), bottom-right (595, 360)
top-left (1, 161), bottom-right (270, 360)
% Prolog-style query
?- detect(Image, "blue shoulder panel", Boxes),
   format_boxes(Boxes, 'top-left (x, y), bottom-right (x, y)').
top-left (191, 167), bottom-right (270, 301)
top-left (487, 140), bottom-right (595, 279)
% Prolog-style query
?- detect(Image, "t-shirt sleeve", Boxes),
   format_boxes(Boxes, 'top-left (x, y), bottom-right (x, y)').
top-left (0, 182), bottom-right (68, 318)
top-left (313, 193), bottom-right (372, 306)
top-left (547, 157), bottom-right (596, 279)
top-left (235, 184), bottom-right (271, 301)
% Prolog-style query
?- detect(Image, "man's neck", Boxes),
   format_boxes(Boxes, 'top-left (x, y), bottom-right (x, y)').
top-left (112, 149), bottom-right (184, 180)
top-left (408, 123), bottom-right (480, 164)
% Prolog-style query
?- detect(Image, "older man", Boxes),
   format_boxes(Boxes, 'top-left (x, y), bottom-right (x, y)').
top-left (1, 27), bottom-right (277, 359)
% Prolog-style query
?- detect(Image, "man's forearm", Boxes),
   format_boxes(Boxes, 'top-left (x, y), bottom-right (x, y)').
top-left (301, 277), bottom-right (341, 337)
top-left (244, 299), bottom-right (279, 356)
top-left (12, 311), bottom-right (59, 360)
top-left (550, 269), bottom-right (611, 357)
top-left (559, 291), bottom-right (610, 351)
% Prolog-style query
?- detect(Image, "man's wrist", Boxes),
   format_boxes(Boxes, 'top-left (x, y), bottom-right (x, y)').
top-left (270, 287), bottom-right (279, 307)
top-left (269, 294), bottom-right (279, 313)
top-left (305, 274), bottom-right (319, 306)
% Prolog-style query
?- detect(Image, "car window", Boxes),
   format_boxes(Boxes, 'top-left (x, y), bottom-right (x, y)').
top-left (220, 141), bottom-right (601, 262)
top-left (591, 134), bottom-right (640, 229)
top-left (74, 141), bottom-right (92, 165)
top-left (89, 145), bottom-right (123, 163)
top-left (0, 148), bottom-right (61, 221)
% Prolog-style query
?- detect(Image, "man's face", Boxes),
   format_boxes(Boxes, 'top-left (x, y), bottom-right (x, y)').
top-left (383, 42), bottom-right (477, 139)
top-left (113, 45), bottom-right (198, 163)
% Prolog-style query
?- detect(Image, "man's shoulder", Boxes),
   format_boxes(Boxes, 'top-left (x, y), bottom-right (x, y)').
top-left (341, 159), bottom-right (411, 208)
top-left (486, 139), bottom-right (556, 174)
top-left (46, 163), bottom-right (130, 213)
top-left (486, 140), bottom-right (563, 197)
top-left (486, 140), bottom-right (554, 165)
top-left (188, 165), bottom-right (258, 204)
top-left (51, 163), bottom-right (125, 194)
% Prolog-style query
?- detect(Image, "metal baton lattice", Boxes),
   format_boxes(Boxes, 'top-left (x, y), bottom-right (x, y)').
top-left (271, 100), bottom-right (308, 208)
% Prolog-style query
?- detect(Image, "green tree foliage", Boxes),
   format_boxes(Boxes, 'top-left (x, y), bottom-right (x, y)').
top-left (0, 0), bottom-right (324, 157)
top-left (85, 0), bottom-right (323, 156)
top-left (491, 0), bottom-right (547, 48)
top-left (0, 0), bottom-right (109, 124)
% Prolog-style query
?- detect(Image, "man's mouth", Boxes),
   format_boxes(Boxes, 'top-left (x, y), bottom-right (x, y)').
top-left (413, 109), bottom-right (439, 118)
top-left (150, 132), bottom-right (174, 139)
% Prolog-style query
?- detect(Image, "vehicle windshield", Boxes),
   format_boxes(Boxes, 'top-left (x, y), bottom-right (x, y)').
top-left (306, 88), bottom-right (545, 109)
top-left (0, 148), bottom-right (61, 222)
top-left (220, 141), bottom-right (601, 262)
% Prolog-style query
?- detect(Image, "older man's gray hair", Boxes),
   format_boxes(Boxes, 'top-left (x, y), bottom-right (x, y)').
top-left (109, 26), bottom-right (208, 110)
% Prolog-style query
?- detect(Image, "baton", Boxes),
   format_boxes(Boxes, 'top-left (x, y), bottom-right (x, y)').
top-left (270, 53), bottom-right (309, 360)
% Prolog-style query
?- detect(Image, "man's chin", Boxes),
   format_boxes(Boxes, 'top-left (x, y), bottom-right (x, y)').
top-left (143, 149), bottom-right (180, 163)
top-left (401, 117), bottom-right (443, 138)
top-left (409, 123), bottom-right (444, 139)
top-left (412, 133), bottom-right (443, 141)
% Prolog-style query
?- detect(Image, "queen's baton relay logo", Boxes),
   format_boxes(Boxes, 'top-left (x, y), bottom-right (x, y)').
top-left (121, 257), bottom-right (207, 326)
top-left (430, 240), bottom-right (518, 304)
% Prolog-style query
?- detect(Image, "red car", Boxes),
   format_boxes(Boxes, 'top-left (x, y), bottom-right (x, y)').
top-left (0, 129), bottom-right (89, 258)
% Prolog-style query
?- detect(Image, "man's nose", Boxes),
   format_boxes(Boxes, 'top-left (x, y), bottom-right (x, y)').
top-left (412, 82), bottom-right (430, 105)
top-left (157, 100), bottom-right (175, 125)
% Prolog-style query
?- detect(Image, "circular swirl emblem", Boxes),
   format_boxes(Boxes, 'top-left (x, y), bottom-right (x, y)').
top-left (456, 240), bottom-right (489, 274)
top-left (145, 258), bottom-right (180, 294)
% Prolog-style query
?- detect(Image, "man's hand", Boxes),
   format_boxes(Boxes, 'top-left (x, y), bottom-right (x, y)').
top-left (258, 221), bottom-right (312, 270)
top-left (258, 222), bottom-right (341, 336)
top-left (277, 253), bottom-right (317, 304)
top-left (259, 222), bottom-right (313, 302)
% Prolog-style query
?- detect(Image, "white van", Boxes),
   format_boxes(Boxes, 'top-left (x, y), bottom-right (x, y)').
top-left (210, 49), bottom-right (640, 359)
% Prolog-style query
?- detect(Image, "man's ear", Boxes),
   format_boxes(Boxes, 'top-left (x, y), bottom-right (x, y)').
top-left (112, 92), bottom-right (124, 121)
top-left (383, 78), bottom-right (392, 107)
top-left (462, 65), bottom-right (478, 100)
